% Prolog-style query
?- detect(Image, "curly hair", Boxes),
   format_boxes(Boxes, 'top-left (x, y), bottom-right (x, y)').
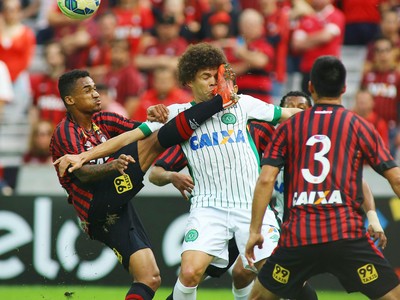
top-left (177, 43), bottom-right (227, 86)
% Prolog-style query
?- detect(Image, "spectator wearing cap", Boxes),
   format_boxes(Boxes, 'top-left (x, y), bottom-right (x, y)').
top-left (205, 11), bottom-right (238, 60)
top-left (198, 0), bottom-right (240, 40)
top-left (134, 13), bottom-right (188, 88)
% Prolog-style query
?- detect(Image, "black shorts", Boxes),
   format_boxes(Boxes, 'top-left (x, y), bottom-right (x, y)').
top-left (258, 237), bottom-right (400, 299)
top-left (91, 142), bottom-right (145, 219)
top-left (88, 202), bottom-right (152, 271)
top-left (87, 142), bottom-right (151, 270)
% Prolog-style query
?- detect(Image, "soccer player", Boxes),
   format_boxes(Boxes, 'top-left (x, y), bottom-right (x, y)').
top-left (149, 90), bottom-right (318, 300)
top-left (246, 56), bottom-right (400, 299)
top-left (50, 68), bottom-right (237, 300)
top-left (54, 43), bottom-right (301, 300)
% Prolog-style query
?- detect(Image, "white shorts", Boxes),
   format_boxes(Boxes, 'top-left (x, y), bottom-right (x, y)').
top-left (181, 206), bottom-right (280, 271)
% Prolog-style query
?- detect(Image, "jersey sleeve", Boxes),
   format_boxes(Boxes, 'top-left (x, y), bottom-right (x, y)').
top-left (154, 145), bottom-right (188, 172)
top-left (241, 95), bottom-right (282, 125)
top-left (261, 122), bottom-right (287, 168)
top-left (356, 117), bottom-right (397, 173)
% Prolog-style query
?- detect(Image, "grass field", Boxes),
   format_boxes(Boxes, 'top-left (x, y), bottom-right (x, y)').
top-left (0, 286), bottom-right (367, 300)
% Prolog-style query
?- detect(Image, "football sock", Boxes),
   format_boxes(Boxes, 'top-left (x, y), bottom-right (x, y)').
top-left (232, 281), bottom-right (254, 300)
top-left (297, 282), bottom-right (318, 300)
top-left (125, 282), bottom-right (155, 300)
top-left (165, 292), bottom-right (173, 300)
top-left (172, 278), bottom-right (197, 300)
top-left (157, 95), bottom-right (223, 148)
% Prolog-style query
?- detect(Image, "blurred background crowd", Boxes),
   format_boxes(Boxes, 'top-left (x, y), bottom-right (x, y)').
top-left (0, 0), bottom-right (399, 196)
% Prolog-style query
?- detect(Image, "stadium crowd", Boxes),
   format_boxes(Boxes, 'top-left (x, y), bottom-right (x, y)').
top-left (0, 0), bottom-right (400, 195)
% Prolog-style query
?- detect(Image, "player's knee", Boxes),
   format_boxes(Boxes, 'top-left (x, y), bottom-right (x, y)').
top-left (140, 273), bottom-right (161, 291)
top-left (179, 265), bottom-right (203, 286)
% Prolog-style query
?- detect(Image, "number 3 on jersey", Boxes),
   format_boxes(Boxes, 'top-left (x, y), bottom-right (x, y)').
top-left (301, 135), bottom-right (331, 184)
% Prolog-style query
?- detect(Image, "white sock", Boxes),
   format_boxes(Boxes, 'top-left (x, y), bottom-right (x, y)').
top-left (172, 278), bottom-right (197, 300)
top-left (232, 281), bottom-right (254, 300)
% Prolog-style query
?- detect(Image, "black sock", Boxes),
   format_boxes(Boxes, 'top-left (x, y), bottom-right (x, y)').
top-left (166, 291), bottom-right (173, 300)
top-left (157, 95), bottom-right (223, 148)
top-left (125, 282), bottom-right (155, 300)
top-left (297, 282), bottom-right (318, 300)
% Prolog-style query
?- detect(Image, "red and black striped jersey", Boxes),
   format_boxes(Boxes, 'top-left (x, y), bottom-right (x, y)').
top-left (155, 120), bottom-right (275, 171)
top-left (262, 104), bottom-right (396, 247)
top-left (50, 112), bottom-right (141, 223)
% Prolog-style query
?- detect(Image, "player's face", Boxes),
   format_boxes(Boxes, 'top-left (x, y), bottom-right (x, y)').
top-left (283, 96), bottom-right (310, 110)
top-left (187, 67), bottom-right (218, 103)
top-left (70, 77), bottom-right (101, 114)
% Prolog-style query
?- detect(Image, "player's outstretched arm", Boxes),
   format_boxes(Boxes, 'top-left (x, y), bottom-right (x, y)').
top-left (54, 128), bottom-right (145, 176)
top-left (149, 166), bottom-right (194, 200)
top-left (361, 179), bottom-right (387, 249)
top-left (280, 107), bottom-right (302, 121)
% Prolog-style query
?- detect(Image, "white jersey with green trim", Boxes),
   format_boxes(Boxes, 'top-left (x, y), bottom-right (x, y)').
top-left (165, 94), bottom-right (281, 212)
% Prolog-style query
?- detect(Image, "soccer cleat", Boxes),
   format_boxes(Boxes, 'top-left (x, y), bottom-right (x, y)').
top-left (216, 63), bottom-right (239, 109)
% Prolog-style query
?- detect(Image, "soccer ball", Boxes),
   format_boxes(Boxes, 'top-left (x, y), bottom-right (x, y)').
top-left (57, 0), bottom-right (101, 20)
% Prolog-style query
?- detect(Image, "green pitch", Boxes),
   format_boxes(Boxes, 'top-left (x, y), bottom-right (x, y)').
top-left (0, 286), bottom-right (366, 299)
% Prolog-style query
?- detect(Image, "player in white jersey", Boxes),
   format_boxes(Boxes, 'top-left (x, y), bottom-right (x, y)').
top-left (147, 44), bottom-right (300, 300)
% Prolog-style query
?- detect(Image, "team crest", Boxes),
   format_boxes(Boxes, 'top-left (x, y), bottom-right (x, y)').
top-left (114, 174), bottom-right (133, 194)
top-left (221, 113), bottom-right (236, 125)
top-left (184, 229), bottom-right (199, 242)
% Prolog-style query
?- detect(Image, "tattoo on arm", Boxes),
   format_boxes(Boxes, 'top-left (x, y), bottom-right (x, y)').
top-left (74, 161), bottom-right (117, 183)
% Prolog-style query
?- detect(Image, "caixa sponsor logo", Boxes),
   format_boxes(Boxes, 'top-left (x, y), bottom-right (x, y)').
top-left (189, 130), bottom-right (246, 150)
top-left (0, 197), bottom-right (118, 281)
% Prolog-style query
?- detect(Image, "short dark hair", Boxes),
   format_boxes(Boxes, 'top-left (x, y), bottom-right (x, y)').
top-left (310, 56), bottom-right (346, 98)
top-left (177, 43), bottom-right (227, 86)
top-left (58, 69), bottom-right (90, 102)
top-left (279, 90), bottom-right (312, 107)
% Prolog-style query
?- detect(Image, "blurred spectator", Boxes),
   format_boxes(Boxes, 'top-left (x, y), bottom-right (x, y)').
top-left (154, 0), bottom-right (210, 43)
top-left (104, 38), bottom-right (145, 118)
top-left (46, 2), bottom-right (93, 65)
top-left (381, 0), bottom-right (400, 17)
top-left (29, 40), bottom-right (67, 127)
top-left (0, 60), bottom-right (14, 122)
top-left (360, 36), bottom-right (400, 155)
top-left (23, 119), bottom-right (53, 164)
top-left (260, 0), bottom-right (291, 103)
top-left (199, 0), bottom-right (240, 40)
top-left (25, 0), bottom-right (53, 44)
top-left (291, 0), bottom-right (345, 94)
top-left (0, 165), bottom-right (13, 196)
top-left (75, 11), bottom-right (118, 83)
top-left (134, 13), bottom-right (187, 86)
top-left (133, 67), bottom-right (191, 121)
top-left (351, 89), bottom-right (389, 147)
top-left (336, 0), bottom-right (381, 46)
top-left (363, 8), bottom-right (400, 73)
top-left (97, 82), bottom-right (128, 117)
top-left (112, 0), bottom-right (154, 55)
top-left (228, 9), bottom-right (275, 103)
top-left (0, 0), bottom-right (35, 122)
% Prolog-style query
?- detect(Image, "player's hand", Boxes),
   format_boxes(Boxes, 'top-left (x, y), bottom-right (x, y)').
top-left (147, 104), bottom-right (169, 123)
top-left (245, 232), bottom-right (264, 268)
top-left (169, 172), bottom-right (194, 200)
top-left (367, 224), bottom-right (387, 249)
top-left (53, 154), bottom-right (86, 177)
top-left (113, 154), bottom-right (136, 175)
